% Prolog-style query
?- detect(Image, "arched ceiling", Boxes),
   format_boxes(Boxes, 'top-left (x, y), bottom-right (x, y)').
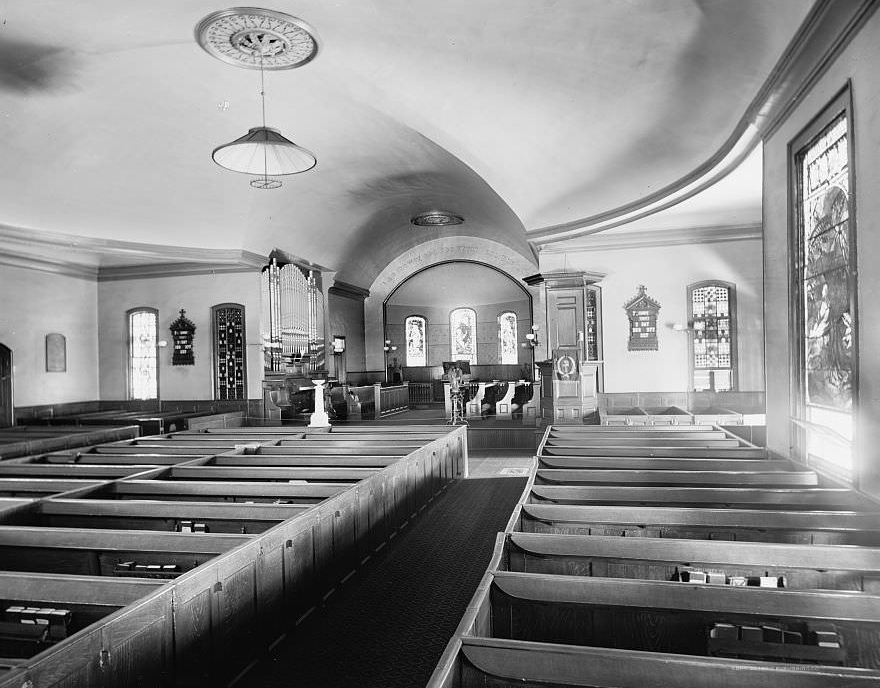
top-left (388, 263), bottom-right (528, 308)
top-left (0, 1), bottom-right (817, 287)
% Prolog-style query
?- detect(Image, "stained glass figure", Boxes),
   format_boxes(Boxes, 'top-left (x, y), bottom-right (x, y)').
top-left (405, 316), bottom-right (426, 367)
top-left (499, 312), bottom-right (518, 364)
top-left (795, 106), bottom-right (854, 475)
top-left (450, 308), bottom-right (476, 364)
top-left (690, 283), bottom-right (733, 391)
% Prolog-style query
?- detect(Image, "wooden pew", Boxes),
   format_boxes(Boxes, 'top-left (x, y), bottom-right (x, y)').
top-left (208, 454), bottom-right (401, 468)
top-left (31, 451), bottom-right (210, 465)
top-left (0, 464), bottom-right (158, 479)
top-left (92, 479), bottom-right (347, 504)
top-left (488, 571), bottom-right (880, 668)
top-left (529, 484), bottom-right (871, 510)
top-left (434, 637), bottom-right (880, 688)
top-left (503, 532), bottom-right (880, 592)
top-left (0, 478), bottom-right (105, 498)
top-left (164, 465), bottom-right (380, 482)
top-left (538, 456), bottom-right (794, 471)
top-left (534, 468), bottom-right (818, 487)
top-left (517, 503), bottom-right (880, 545)
top-left (545, 436), bottom-right (743, 448)
top-left (28, 499), bottom-right (307, 534)
top-left (540, 445), bottom-right (768, 458)
top-left (0, 526), bottom-right (250, 577)
top-left (0, 571), bottom-right (163, 659)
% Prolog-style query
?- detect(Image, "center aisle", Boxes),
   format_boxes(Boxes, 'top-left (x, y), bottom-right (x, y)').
top-left (235, 474), bottom-right (527, 688)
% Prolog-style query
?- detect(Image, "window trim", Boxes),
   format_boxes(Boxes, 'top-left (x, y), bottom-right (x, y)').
top-left (787, 82), bottom-right (859, 483)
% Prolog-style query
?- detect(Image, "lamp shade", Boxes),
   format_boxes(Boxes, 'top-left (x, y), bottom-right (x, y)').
top-left (212, 126), bottom-right (317, 175)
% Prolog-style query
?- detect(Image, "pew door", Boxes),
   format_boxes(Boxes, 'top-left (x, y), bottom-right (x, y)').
top-left (0, 343), bottom-right (11, 427)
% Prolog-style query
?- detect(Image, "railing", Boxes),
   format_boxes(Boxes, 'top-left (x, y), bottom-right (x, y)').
top-left (379, 384), bottom-right (409, 417)
top-left (408, 382), bottom-right (434, 406)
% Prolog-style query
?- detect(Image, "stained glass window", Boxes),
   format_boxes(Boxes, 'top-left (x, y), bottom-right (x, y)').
top-left (795, 104), bottom-right (855, 476)
top-left (213, 304), bottom-right (247, 400)
top-left (450, 308), bottom-right (476, 364)
top-left (498, 312), bottom-right (517, 364)
top-left (128, 308), bottom-right (158, 400)
top-left (689, 283), bottom-right (734, 392)
top-left (405, 316), bottom-right (427, 367)
top-left (585, 287), bottom-right (600, 360)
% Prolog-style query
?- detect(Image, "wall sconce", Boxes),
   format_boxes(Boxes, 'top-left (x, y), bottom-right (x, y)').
top-left (668, 322), bottom-right (694, 333)
top-left (523, 325), bottom-right (540, 348)
top-left (383, 339), bottom-right (398, 354)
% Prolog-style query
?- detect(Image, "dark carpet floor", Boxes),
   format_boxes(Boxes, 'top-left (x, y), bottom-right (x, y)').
top-left (236, 477), bottom-right (526, 688)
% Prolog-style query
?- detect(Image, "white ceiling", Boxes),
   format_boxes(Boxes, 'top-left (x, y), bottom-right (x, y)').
top-left (0, 1), bottom-right (816, 288)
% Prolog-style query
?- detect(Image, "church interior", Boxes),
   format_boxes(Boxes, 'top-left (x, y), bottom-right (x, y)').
top-left (1, 1), bottom-right (880, 686)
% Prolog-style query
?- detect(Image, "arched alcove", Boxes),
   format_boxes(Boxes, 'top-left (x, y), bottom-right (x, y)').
top-left (365, 237), bottom-right (540, 373)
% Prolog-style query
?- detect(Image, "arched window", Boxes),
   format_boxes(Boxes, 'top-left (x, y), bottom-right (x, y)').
top-left (127, 308), bottom-right (158, 400)
top-left (213, 303), bottom-right (247, 400)
top-left (405, 315), bottom-right (427, 367)
top-left (450, 307), bottom-right (476, 364)
top-left (688, 282), bottom-right (736, 392)
top-left (498, 311), bottom-right (518, 364)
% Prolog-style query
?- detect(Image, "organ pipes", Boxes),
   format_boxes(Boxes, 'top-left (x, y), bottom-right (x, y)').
top-left (261, 258), bottom-right (325, 372)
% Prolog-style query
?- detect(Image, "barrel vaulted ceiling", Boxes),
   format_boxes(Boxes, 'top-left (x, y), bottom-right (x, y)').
top-left (0, 1), bottom-right (825, 288)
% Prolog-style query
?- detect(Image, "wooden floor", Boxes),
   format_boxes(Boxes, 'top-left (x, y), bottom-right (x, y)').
top-left (430, 424), bottom-right (880, 688)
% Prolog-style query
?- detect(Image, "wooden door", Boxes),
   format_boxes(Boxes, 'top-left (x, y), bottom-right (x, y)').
top-left (0, 344), bottom-right (12, 427)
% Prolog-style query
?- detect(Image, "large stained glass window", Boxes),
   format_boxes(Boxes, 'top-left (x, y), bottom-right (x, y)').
top-left (128, 308), bottom-right (158, 400)
top-left (689, 282), bottom-right (735, 392)
top-left (794, 94), bottom-right (856, 478)
top-left (498, 311), bottom-right (517, 364)
top-left (450, 308), bottom-right (476, 364)
top-left (213, 304), bottom-right (247, 400)
top-left (405, 315), bottom-right (427, 367)
top-left (585, 287), bottom-right (601, 361)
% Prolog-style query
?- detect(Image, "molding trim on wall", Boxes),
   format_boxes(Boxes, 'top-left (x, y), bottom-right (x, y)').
top-left (98, 261), bottom-right (260, 282)
top-left (329, 280), bottom-right (370, 301)
top-left (538, 223), bottom-right (762, 254)
top-left (526, 0), bottom-right (878, 246)
top-left (0, 249), bottom-right (99, 281)
top-left (0, 222), bottom-right (268, 280)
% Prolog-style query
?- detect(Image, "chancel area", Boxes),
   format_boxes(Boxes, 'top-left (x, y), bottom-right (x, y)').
top-left (1, 1), bottom-right (880, 687)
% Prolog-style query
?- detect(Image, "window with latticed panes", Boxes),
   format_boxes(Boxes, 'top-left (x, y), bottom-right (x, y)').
top-left (689, 283), bottom-right (735, 392)
top-left (128, 308), bottom-right (158, 400)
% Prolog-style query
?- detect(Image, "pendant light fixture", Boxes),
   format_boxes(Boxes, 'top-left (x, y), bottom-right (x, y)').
top-left (196, 8), bottom-right (319, 189)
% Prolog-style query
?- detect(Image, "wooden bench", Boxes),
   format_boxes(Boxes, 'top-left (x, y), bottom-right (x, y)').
top-left (503, 532), bottom-right (880, 592)
top-left (90, 479), bottom-right (347, 504)
top-left (432, 637), bottom-right (880, 687)
top-left (488, 571), bottom-right (880, 668)
top-left (27, 499), bottom-right (307, 534)
top-left (164, 465), bottom-right (380, 482)
top-left (529, 484), bottom-right (871, 510)
top-left (209, 454), bottom-right (402, 468)
top-left (517, 503), bottom-right (880, 544)
top-left (0, 478), bottom-right (105, 498)
top-left (534, 468), bottom-right (819, 487)
top-left (538, 456), bottom-right (794, 471)
top-left (0, 526), bottom-right (250, 577)
top-left (540, 445), bottom-right (769, 458)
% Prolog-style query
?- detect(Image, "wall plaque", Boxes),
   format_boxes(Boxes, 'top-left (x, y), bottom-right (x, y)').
top-left (624, 285), bottom-right (660, 351)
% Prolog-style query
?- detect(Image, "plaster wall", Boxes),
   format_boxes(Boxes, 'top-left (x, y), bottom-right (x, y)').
top-left (539, 238), bottom-right (764, 393)
top-left (0, 265), bottom-right (99, 406)
top-left (763, 8), bottom-right (880, 496)
top-left (328, 292), bottom-right (366, 377)
top-left (97, 272), bottom-right (263, 401)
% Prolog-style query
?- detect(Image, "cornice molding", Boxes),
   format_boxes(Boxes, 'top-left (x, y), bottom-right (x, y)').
top-left (328, 280), bottom-right (370, 301)
top-left (538, 223), bottom-right (762, 254)
top-left (0, 249), bottom-right (98, 281)
top-left (97, 262), bottom-right (260, 282)
top-left (542, 271), bottom-right (607, 289)
top-left (527, 0), bottom-right (878, 246)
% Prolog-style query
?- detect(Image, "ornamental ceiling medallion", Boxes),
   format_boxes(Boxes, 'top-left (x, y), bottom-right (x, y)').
top-left (195, 8), bottom-right (320, 70)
